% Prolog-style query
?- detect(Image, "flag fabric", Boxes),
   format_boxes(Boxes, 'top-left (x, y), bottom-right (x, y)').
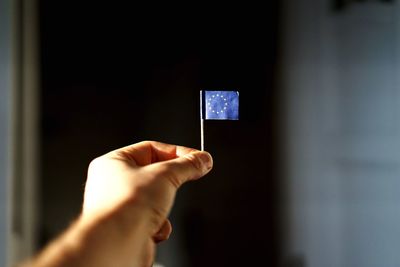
top-left (201, 90), bottom-right (239, 120)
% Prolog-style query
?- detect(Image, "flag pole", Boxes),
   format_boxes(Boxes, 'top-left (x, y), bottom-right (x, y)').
top-left (201, 118), bottom-right (204, 151)
top-left (200, 90), bottom-right (205, 151)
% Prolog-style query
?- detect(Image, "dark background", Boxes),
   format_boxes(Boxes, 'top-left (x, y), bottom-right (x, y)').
top-left (38, 2), bottom-right (281, 266)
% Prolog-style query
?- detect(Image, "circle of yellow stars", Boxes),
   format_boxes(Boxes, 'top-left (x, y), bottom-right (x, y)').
top-left (207, 93), bottom-right (228, 114)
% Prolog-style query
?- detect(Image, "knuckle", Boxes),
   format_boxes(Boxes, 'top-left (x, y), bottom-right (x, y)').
top-left (111, 150), bottom-right (135, 164)
top-left (149, 206), bottom-right (168, 228)
top-left (183, 153), bottom-right (203, 173)
top-left (158, 165), bottom-right (182, 189)
top-left (88, 157), bottom-right (104, 172)
top-left (138, 140), bottom-right (152, 146)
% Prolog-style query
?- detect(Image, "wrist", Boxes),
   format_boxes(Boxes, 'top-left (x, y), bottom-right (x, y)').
top-left (28, 199), bottom-right (152, 267)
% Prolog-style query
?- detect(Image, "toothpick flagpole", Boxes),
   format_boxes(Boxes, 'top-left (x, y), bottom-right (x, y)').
top-left (200, 90), bottom-right (205, 151)
top-left (201, 118), bottom-right (204, 151)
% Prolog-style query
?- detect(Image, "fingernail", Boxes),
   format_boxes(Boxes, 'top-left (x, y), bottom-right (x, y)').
top-left (198, 151), bottom-right (213, 171)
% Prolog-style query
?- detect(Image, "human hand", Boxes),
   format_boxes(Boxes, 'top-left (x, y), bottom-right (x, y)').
top-left (82, 141), bottom-right (213, 266)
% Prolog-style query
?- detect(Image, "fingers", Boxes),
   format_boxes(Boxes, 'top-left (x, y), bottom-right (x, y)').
top-left (153, 220), bottom-right (173, 243)
top-left (146, 150), bottom-right (213, 189)
top-left (107, 141), bottom-right (198, 166)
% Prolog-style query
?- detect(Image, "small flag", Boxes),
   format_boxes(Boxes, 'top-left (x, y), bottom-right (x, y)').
top-left (200, 90), bottom-right (239, 120)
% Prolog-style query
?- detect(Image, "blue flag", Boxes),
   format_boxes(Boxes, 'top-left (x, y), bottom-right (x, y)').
top-left (201, 90), bottom-right (239, 120)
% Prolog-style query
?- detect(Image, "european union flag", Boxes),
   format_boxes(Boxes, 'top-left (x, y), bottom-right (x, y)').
top-left (201, 90), bottom-right (239, 120)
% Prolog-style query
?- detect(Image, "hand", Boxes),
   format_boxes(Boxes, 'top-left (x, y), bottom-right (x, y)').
top-left (82, 141), bottom-right (213, 266)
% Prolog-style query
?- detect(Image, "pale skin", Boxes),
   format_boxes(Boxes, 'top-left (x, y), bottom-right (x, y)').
top-left (20, 141), bottom-right (213, 267)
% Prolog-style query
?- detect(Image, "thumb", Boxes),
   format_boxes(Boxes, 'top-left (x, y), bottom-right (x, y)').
top-left (146, 151), bottom-right (213, 189)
